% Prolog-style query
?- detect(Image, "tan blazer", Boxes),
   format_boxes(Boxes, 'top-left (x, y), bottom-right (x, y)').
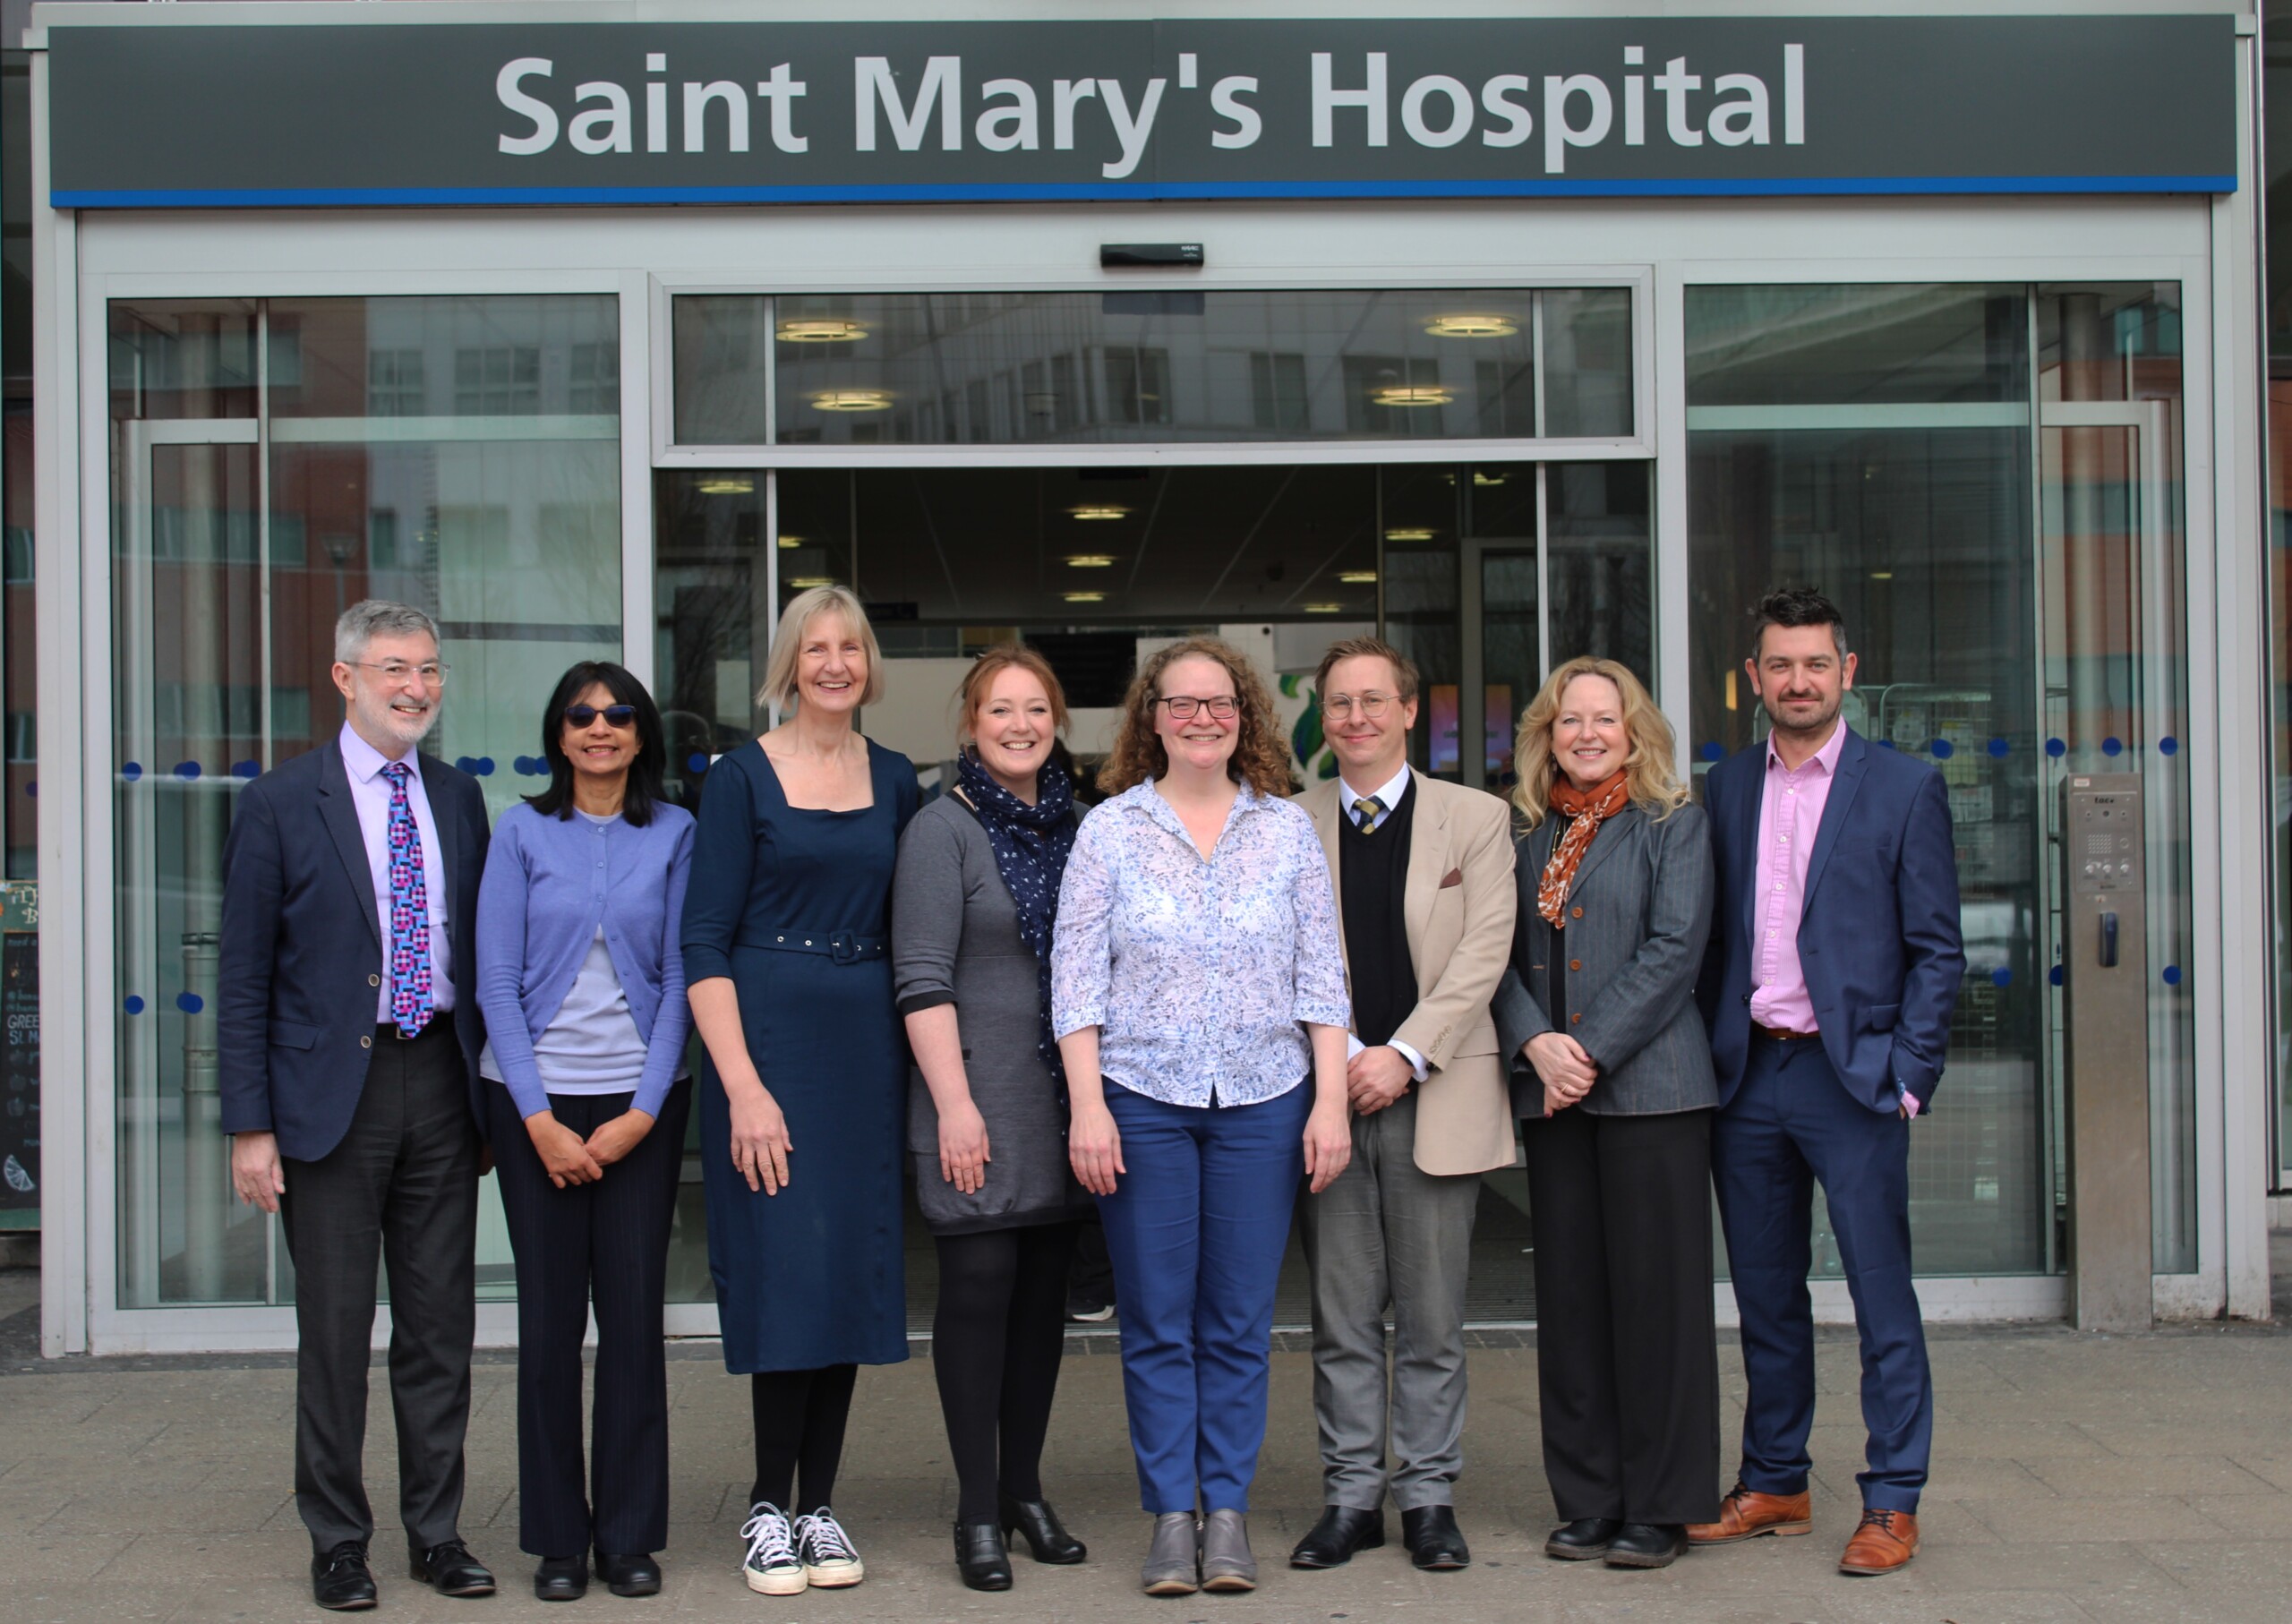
top-left (1296, 772), bottom-right (1519, 1176)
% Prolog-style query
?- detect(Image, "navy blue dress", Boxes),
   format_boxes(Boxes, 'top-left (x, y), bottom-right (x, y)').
top-left (682, 738), bottom-right (919, 1373)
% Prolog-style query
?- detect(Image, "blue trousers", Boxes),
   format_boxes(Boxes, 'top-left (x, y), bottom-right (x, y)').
top-left (1712, 1036), bottom-right (1933, 1512)
top-left (1098, 1080), bottom-right (1311, 1514)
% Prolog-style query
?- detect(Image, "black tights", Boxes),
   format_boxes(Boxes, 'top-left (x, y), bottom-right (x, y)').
top-left (749, 1363), bottom-right (858, 1517)
top-left (932, 1223), bottom-right (1076, 1524)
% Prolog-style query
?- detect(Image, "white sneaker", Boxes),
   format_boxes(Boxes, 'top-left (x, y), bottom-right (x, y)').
top-left (793, 1508), bottom-right (866, 1588)
top-left (740, 1502), bottom-right (806, 1595)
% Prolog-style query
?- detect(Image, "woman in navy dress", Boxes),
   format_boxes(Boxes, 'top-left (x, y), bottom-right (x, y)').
top-left (681, 585), bottom-right (919, 1599)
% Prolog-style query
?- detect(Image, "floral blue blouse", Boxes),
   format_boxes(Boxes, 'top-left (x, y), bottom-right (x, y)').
top-left (1050, 780), bottom-right (1351, 1108)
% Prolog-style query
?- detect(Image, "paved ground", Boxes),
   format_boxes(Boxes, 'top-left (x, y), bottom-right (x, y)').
top-left (1, 1252), bottom-right (2289, 1623)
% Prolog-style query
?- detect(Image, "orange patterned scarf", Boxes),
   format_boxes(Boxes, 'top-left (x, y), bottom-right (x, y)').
top-left (1537, 770), bottom-right (1630, 928)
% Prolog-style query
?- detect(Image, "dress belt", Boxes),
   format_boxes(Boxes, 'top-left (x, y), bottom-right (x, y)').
top-left (1755, 1021), bottom-right (1818, 1043)
top-left (739, 928), bottom-right (887, 964)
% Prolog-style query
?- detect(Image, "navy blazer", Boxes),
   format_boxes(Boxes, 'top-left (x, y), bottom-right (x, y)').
top-left (1697, 726), bottom-right (1965, 1115)
top-left (218, 737), bottom-right (492, 1161)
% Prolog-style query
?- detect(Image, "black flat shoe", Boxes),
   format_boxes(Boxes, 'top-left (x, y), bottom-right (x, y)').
top-left (1287, 1505), bottom-right (1387, 1569)
top-left (312, 1541), bottom-right (378, 1611)
top-left (411, 1538), bottom-right (497, 1597)
top-left (594, 1552), bottom-right (661, 1597)
top-left (999, 1495), bottom-right (1087, 1564)
top-left (1400, 1505), bottom-right (1471, 1570)
top-left (1605, 1523), bottom-right (1688, 1569)
top-left (955, 1520), bottom-right (1013, 1591)
top-left (1544, 1517), bottom-right (1623, 1560)
top-left (534, 1555), bottom-right (587, 1602)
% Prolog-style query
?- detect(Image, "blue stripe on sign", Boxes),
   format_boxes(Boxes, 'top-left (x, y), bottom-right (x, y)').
top-left (49, 174), bottom-right (2241, 208)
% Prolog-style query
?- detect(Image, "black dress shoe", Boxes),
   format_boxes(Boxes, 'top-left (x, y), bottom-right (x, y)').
top-left (411, 1538), bottom-right (498, 1597)
top-left (1605, 1523), bottom-right (1689, 1569)
top-left (533, 1555), bottom-right (587, 1602)
top-left (594, 1552), bottom-right (661, 1597)
top-left (1544, 1517), bottom-right (1623, 1560)
top-left (998, 1495), bottom-right (1087, 1564)
top-left (954, 1520), bottom-right (1013, 1591)
top-left (1400, 1505), bottom-right (1471, 1570)
top-left (312, 1541), bottom-right (378, 1611)
top-left (1287, 1505), bottom-right (1387, 1569)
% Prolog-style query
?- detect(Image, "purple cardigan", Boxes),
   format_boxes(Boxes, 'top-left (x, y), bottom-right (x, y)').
top-left (475, 799), bottom-right (695, 1120)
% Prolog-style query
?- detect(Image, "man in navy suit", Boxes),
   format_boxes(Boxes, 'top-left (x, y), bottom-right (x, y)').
top-left (219, 601), bottom-right (496, 1611)
top-left (1689, 588), bottom-right (1963, 1577)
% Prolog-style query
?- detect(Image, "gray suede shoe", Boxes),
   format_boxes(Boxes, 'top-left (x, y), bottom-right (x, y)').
top-left (1142, 1513), bottom-right (1200, 1596)
top-left (1200, 1509), bottom-right (1257, 1593)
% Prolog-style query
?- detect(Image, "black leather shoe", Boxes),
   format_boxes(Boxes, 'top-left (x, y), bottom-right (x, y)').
top-left (1605, 1523), bottom-right (1689, 1569)
top-left (999, 1495), bottom-right (1087, 1564)
top-left (533, 1555), bottom-right (587, 1602)
top-left (1287, 1505), bottom-right (1387, 1569)
top-left (411, 1538), bottom-right (498, 1597)
top-left (1544, 1517), bottom-right (1622, 1560)
top-left (595, 1552), bottom-right (661, 1597)
top-left (1400, 1505), bottom-right (1471, 1570)
top-left (955, 1520), bottom-right (1013, 1591)
top-left (312, 1541), bottom-right (378, 1611)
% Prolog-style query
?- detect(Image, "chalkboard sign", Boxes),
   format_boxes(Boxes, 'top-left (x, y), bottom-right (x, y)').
top-left (0, 883), bottom-right (37, 1224)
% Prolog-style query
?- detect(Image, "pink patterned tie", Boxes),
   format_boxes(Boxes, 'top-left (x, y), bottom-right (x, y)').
top-left (381, 762), bottom-right (433, 1038)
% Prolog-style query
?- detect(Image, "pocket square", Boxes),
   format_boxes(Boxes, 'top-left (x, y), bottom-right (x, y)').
top-left (1439, 868), bottom-right (1464, 888)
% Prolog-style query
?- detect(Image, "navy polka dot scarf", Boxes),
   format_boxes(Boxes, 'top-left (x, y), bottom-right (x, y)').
top-left (956, 749), bottom-right (1078, 1086)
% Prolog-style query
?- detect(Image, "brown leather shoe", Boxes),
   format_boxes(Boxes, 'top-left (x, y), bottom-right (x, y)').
top-left (1685, 1482), bottom-right (1814, 1545)
top-left (1838, 1509), bottom-right (1919, 1575)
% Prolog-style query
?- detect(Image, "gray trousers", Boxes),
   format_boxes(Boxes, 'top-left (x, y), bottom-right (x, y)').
top-left (278, 1018), bottom-right (479, 1553)
top-left (1297, 1088), bottom-right (1483, 1511)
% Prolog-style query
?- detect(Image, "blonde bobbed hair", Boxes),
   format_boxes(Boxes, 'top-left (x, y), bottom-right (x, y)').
top-left (757, 585), bottom-right (885, 711)
top-left (1510, 657), bottom-right (1689, 829)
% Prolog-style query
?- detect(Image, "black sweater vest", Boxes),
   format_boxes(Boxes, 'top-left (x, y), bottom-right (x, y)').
top-left (1337, 778), bottom-right (1419, 1050)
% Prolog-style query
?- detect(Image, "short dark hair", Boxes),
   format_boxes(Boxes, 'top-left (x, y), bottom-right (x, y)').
top-left (1314, 636), bottom-right (1421, 703)
top-left (527, 661), bottom-right (670, 827)
top-left (1749, 587), bottom-right (1849, 661)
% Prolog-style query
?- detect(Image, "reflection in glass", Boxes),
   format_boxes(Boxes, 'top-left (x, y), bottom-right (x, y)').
top-left (1545, 461), bottom-right (1653, 680)
top-left (1542, 289), bottom-right (1636, 439)
top-left (1686, 285), bottom-right (2030, 406)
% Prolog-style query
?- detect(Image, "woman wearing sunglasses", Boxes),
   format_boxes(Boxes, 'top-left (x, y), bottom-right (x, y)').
top-left (475, 662), bottom-right (695, 1603)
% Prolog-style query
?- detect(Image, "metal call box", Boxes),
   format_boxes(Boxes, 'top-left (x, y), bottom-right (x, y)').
top-left (2059, 774), bottom-right (2151, 1332)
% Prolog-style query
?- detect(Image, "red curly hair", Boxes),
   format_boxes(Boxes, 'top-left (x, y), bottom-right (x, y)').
top-left (1099, 637), bottom-right (1298, 799)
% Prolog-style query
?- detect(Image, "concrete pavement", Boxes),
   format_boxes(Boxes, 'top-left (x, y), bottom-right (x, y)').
top-left (2, 1258), bottom-right (2289, 1623)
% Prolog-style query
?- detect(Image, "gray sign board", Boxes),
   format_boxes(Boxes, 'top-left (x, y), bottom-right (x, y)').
top-left (47, 13), bottom-right (2236, 207)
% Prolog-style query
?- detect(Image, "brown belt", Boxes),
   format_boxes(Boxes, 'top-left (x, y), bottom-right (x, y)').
top-left (1756, 1022), bottom-right (1817, 1043)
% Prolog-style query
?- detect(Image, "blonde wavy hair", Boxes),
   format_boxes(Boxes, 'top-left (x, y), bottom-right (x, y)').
top-left (1099, 637), bottom-right (1297, 799)
top-left (1510, 657), bottom-right (1689, 829)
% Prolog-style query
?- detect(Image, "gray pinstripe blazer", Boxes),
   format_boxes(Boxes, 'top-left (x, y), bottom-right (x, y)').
top-left (1492, 799), bottom-right (1718, 1119)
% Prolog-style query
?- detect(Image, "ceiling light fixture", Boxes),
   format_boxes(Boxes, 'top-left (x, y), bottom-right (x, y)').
top-left (1065, 554), bottom-right (1116, 568)
top-left (1384, 526), bottom-right (1436, 543)
top-left (1069, 504), bottom-right (1131, 521)
top-left (777, 317), bottom-right (868, 343)
top-left (1062, 590), bottom-right (1107, 603)
top-left (777, 534), bottom-right (803, 549)
top-left (786, 576), bottom-right (835, 589)
top-left (1304, 603), bottom-right (1345, 614)
top-left (1338, 570), bottom-right (1379, 585)
top-left (809, 389), bottom-right (894, 412)
top-left (1371, 384), bottom-right (1453, 408)
top-left (694, 474), bottom-right (755, 496)
top-left (1473, 470), bottom-right (1511, 486)
top-left (1424, 313), bottom-right (1519, 338)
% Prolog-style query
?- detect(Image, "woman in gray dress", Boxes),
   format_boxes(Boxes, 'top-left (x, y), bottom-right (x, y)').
top-left (893, 645), bottom-right (1094, 1594)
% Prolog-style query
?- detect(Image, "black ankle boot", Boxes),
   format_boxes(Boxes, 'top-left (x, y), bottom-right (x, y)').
top-left (999, 1494), bottom-right (1087, 1564)
top-left (954, 1521), bottom-right (1013, 1591)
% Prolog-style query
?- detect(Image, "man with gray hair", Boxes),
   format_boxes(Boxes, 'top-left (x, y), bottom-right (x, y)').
top-left (219, 601), bottom-right (497, 1610)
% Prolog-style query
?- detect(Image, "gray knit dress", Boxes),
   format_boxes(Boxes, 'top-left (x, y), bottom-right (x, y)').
top-left (891, 794), bottom-right (1093, 1235)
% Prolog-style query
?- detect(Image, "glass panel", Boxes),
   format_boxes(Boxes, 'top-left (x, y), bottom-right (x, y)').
top-left (2036, 283), bottom-right (2194, 1272)
top-left (1545, 459), bottom-right (1654, 681)
top-left (671, 290), bottom-right (1605, 447)
top-left (1687, 285), bottom-right (2030, 406)
top-left (1541, 288), bottom-right (1635, 438)
top-left (109, 298), bottom-right (259, 420)
top-left (1381, 466), bottom-right (1462, 783)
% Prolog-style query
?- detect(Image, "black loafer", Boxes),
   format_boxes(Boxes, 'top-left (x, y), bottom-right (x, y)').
top-left (1544, 1517), bottom-right (1622, 1560)
top-left (1605, 1523), bottom-right (1688, 1569)
top-left (1400, 1505), bottom-right (1471, 1570)
top-left (1288, 1505), bottom-right (1387, 1569)
top-left (534, 1555), bottom-right (587, 1602)
top-left (411, 1538), bottom-right (498, 1597)
top-left (312, 1541), bottom-right (378, 1611)
top-left (594, 1552), bottom-right (661, 1597)
top-left (955, 1520), bottom-right (1013, 1591)
top-left (999, 1494), bottom-right (1087, 1564)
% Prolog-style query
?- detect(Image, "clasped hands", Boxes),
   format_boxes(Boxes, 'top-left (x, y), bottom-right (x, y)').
top-left (527, 1107), bottom-right (657, 1189)
top-left (1525, 1030), bottom-right (1598, 1116)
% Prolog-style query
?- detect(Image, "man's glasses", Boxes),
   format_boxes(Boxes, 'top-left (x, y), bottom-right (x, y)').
top-left (1157, 696), bottom-right (1239, 722)
top-left (565, 704), bottom-right (638, 729)
top-left (353, 661), bottom-right (449, 688)
top-left (1321, 692), bottom-right (1397, 722)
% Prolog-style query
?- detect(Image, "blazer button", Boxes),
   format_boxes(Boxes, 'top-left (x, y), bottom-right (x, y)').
top-left (368, 974), bottom-right (381, 987)
top-left (1570, 906), bottom-right (1584, 919)
top-left (360, 1035), bottom-right (372, 1049)
top-left (1570, 1013), bottom-right (1583, 1024)
top-left (1569, 959), bottom-right (1582, 971)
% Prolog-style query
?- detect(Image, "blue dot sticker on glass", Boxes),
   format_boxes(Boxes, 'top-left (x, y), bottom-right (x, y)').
top-left (2162, 965), bottom-right (2182, 987)
top-left (1699, 741), bottom-right (1723, 762)
top-left (2159, 736), bottom-right (2178, 756)
top-left (124, 994), bottom-right (146, 1014)
top-left (1931, 738), bottom-right (1954, 759)
top-left (233, 759), bottom-right (262, 780)
top-left (21, 782), bottom-right (31, 799)
top-left (1988, 738), bottom-right (2009, 758)
top-left (122, 761), bottom-right (143, 782)
top-left (2045, 738), bottom-right (2065, 758)
top-left (175, 991), bottom-right (203, 1014)
top-left (174, 761), bottom-right (201, 781)
top-left (2101, 736), bottom-right (2123, 757)
top-left (476, 756), bottom-right (496, 776)
top-left (2048, 965), bottom-right (2064, 987)
top-left (455, 756), bottom-right (480, 774)
top-left (1990, 967), bottom-right (2011, 987)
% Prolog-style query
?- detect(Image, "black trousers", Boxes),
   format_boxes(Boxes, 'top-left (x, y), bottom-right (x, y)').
top-left (489, 1077), bottom-right (693, 1558)
top-left (1522, 1106), bottom-right (1721, 1526)
top-left (931, 1223), bottom-right (1077, 1523)
top-left (279, 1016), bottom-right (479, 1553)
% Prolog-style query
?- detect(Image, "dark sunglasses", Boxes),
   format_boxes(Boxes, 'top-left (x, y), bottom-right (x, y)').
top-left (564, 703), bottom-right (638, 729)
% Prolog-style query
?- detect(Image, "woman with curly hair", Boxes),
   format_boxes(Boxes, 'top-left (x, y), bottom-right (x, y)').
top-left (1050, 637), bottom-right (1354, 1598)
top-left (1490, 655), bottom-right (1720, 1572)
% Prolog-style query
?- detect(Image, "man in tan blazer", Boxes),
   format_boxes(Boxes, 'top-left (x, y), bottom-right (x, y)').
top-left (1289, 637), bottom-right (1518, 1576)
